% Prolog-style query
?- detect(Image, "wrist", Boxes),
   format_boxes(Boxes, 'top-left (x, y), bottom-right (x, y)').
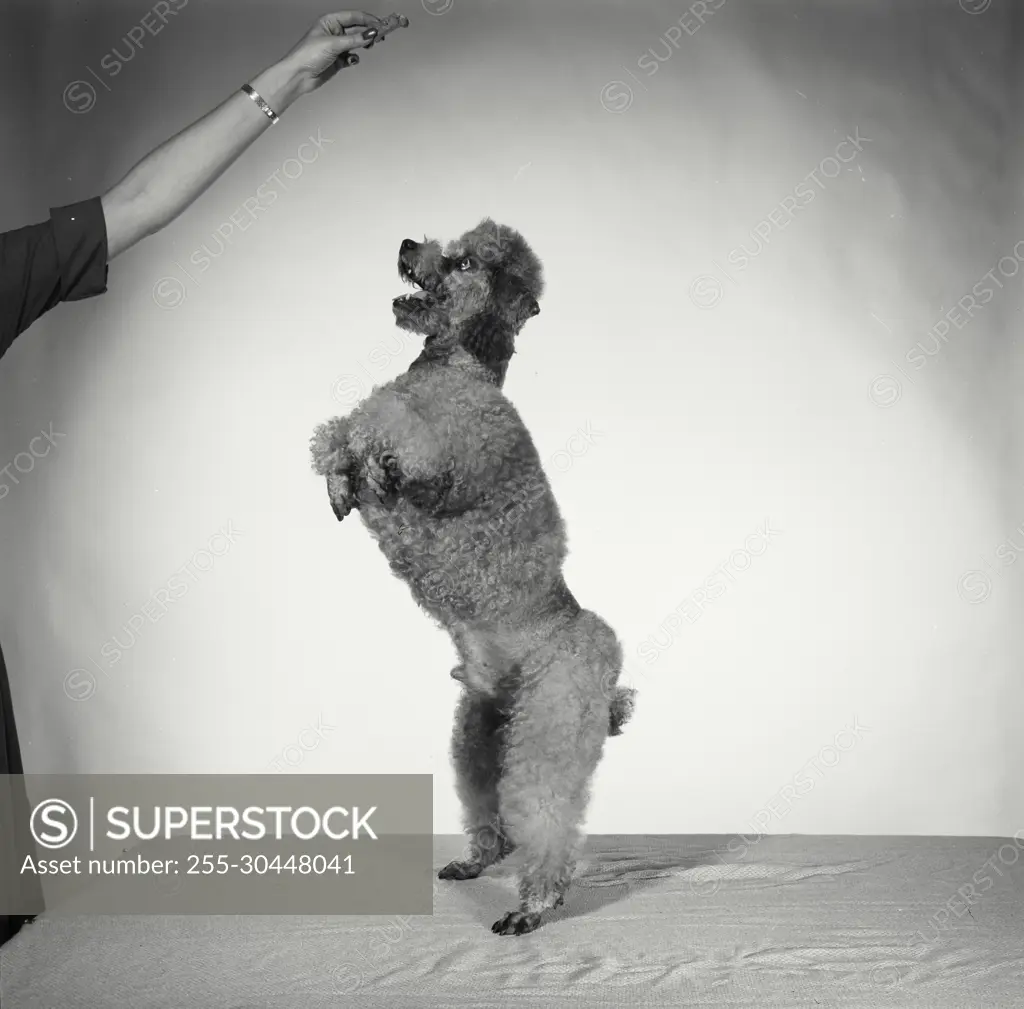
top-left (249, 58), bottom-right (304, 118)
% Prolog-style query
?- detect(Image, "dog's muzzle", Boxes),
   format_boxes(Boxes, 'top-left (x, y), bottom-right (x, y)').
top-left (395, 239), bottom-right (443, 309)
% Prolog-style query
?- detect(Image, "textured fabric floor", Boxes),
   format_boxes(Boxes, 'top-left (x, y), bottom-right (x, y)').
top-left (3, 834), bottom-right (1023, 1007)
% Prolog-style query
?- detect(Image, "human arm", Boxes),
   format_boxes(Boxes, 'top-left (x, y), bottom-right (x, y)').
top-left (100, 10), bottom-right (406, 259)
top-left (0, 11), bottom-right (408, 358)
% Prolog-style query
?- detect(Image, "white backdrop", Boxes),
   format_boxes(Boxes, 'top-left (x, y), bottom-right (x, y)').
top-left (0, 0), bottom-right (1019, 836)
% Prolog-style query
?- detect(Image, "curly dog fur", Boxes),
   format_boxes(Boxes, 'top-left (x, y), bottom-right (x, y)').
top-left (310, 219), bottom-right (636, 935)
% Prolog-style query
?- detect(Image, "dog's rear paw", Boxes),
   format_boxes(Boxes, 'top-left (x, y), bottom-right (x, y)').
top-left (491, 910), bottom-right (542, 936)
top-left (438, 859), bottom-right (483, 880)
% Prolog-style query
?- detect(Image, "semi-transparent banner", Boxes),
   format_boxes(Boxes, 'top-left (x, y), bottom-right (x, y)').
top-left (0, 774), bottom-right (432, 915)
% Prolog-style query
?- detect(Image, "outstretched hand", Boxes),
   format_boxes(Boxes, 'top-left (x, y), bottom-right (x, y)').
top-left (283, 11), bottom-right (409, 94)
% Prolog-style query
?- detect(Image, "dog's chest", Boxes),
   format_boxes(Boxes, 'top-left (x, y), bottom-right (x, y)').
top-left (405, 369), bottom-right (507, 444)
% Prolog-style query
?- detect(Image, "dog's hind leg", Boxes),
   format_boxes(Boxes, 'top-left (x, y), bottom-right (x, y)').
top-left (438, 690), bottom-right (513, 881)
top-left (491, 614), bottom-right (618, 935)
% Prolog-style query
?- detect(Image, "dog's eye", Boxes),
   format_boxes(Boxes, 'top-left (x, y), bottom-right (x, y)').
top-left (457, 257), bottom-right (473, 272)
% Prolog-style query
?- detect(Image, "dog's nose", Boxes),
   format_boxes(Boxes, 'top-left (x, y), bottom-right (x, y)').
top-left (401, 238), bottom-right (417, 253)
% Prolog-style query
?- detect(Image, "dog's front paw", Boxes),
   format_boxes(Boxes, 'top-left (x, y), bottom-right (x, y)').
top-left (310, 419), bottom-right (351, 477)
top-left (326, 473), bottom-right (355, 522)
top-left (361, 450), bottom-right (401, 506)
top-left (438, 859), bottom-right (483, 880)
top-left (491, 910), bottom-right (542, 936)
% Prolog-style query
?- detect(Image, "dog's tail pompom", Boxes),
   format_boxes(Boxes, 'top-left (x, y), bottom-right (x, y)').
top-left (608, 686), bottom-right (636, 736)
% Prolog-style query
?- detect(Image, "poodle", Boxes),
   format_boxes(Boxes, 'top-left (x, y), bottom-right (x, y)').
top-left (310, 219), bottom-right (636, 935)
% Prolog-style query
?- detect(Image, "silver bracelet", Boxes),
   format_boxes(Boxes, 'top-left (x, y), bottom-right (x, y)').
top-left (241, 84), bottom-right (279, 125)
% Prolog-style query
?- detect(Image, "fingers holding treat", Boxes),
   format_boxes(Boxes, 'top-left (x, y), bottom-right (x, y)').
top-left (364, 12), bottom-right (408, 46)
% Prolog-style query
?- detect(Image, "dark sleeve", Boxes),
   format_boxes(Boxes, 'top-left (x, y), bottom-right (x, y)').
top-left (0, 197), bottom-right (109, 362)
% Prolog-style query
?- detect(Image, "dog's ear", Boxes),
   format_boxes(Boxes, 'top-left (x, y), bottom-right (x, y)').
top-left (492, 272), bottom-right (540, 330)
top-left (521, 292), bottom-right (541, 319)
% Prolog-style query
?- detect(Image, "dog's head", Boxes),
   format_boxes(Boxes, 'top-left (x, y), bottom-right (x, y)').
top-left (393, 220), bottom-right (543, 375)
